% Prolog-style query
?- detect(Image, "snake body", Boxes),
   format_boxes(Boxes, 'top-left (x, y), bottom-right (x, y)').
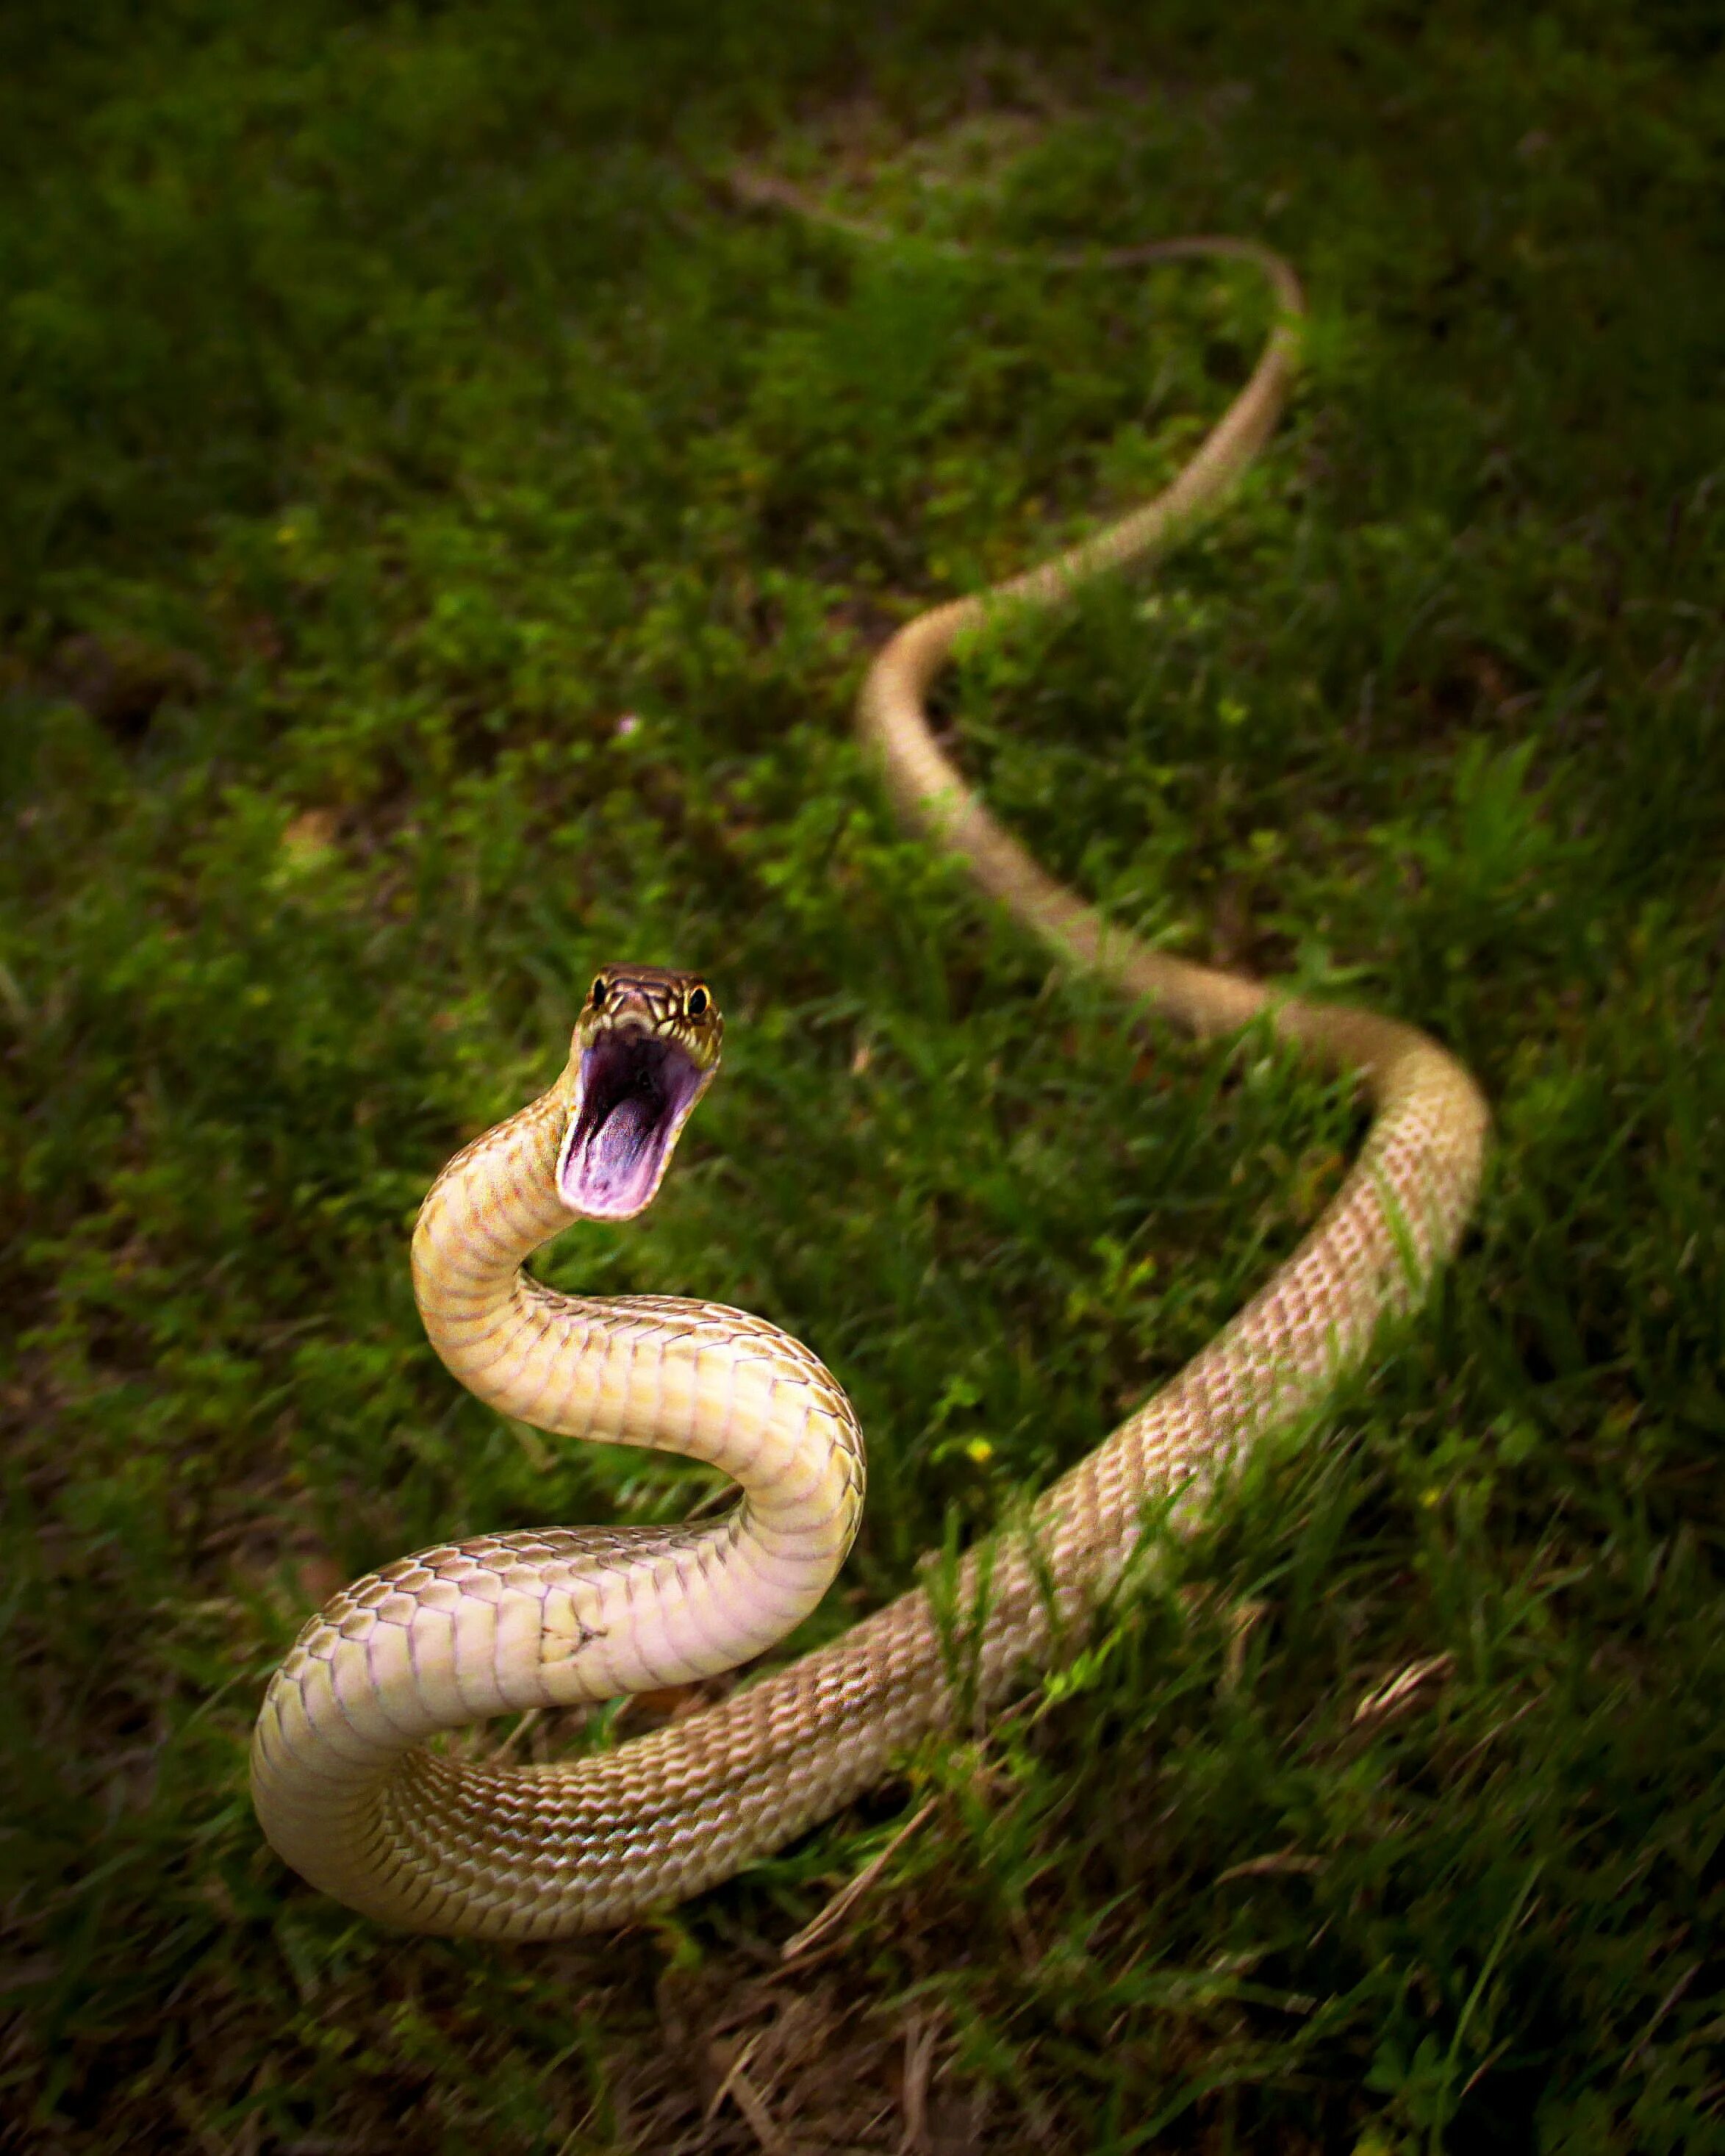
top-left (250, 195), bottom-right (1489, 1939)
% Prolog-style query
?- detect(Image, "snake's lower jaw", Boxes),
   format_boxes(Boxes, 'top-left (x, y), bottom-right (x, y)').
top-left (556, 1027), bottom-right (712, 1221)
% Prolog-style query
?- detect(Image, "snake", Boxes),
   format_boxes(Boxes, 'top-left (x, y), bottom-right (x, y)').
top-left (249, 174), bottom-right (1490, 1941)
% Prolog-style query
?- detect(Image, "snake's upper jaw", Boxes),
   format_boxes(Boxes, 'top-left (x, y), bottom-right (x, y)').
top-left (556, 1023), bottom-right (713, 1221)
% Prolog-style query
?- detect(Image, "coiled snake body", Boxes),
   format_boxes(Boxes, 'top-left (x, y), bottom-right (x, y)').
top-left (251, 191), bottom-right (1489, 1939)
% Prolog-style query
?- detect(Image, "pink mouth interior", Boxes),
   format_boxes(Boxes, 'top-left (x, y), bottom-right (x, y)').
top-left (556, 1028), bottom-right (706, 1220)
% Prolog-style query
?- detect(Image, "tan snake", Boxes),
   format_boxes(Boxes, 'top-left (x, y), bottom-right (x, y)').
top-left (250, 181), bottom-right (1490, 1939)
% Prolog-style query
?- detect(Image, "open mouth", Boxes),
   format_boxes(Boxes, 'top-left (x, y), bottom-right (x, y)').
top-left (555, 1024), bottom-right (709, 1221)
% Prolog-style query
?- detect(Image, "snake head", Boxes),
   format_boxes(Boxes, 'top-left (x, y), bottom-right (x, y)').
top-left (556, 967), bottom-right (724, 1221)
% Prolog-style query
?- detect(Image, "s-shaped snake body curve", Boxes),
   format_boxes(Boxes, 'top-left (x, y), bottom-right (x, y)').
top-left (250, 178), bottom-right (1489, 1939)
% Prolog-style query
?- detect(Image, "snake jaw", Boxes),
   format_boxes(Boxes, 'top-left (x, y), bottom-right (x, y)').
top-left (556, 1020), bottom-right (714, 1221)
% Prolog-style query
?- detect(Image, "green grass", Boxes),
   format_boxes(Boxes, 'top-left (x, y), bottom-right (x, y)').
top-left (3, 3), bottom-right (1724, 2149)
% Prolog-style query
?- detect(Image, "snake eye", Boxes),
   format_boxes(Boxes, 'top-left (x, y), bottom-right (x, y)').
top-left (590, 976), bottom-right (608, 1011)
top-left (686, 984), bottom-right (709, 1020)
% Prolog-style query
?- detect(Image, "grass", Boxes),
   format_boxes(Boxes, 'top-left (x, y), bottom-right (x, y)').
top-left (1, 2), bottom-right (1723, 2149)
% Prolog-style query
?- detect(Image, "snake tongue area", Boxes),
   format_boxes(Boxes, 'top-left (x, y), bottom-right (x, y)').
top-left (557, 1025), bottom-right (706, 1220)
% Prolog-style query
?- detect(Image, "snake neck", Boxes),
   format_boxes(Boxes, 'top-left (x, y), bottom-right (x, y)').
top-left (406, 1076), bottom-right (867, 1672)
top-left (409, 1078), bottom-right (578, 1419)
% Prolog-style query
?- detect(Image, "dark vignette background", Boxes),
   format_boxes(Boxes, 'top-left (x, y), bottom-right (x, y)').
top-left (1, 4), bottom-right (1723, 2151)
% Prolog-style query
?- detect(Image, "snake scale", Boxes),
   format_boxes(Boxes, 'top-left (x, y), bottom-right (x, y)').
top-left (250, 176), bottom-right (1490, 1939)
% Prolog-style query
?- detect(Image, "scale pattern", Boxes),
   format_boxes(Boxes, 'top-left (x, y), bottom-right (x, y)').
top-left (249, 196), bottom-right (1490, 1938)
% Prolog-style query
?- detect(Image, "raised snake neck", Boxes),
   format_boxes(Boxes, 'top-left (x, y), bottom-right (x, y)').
top-left (250, 182), bottom-right (1490, 1939)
